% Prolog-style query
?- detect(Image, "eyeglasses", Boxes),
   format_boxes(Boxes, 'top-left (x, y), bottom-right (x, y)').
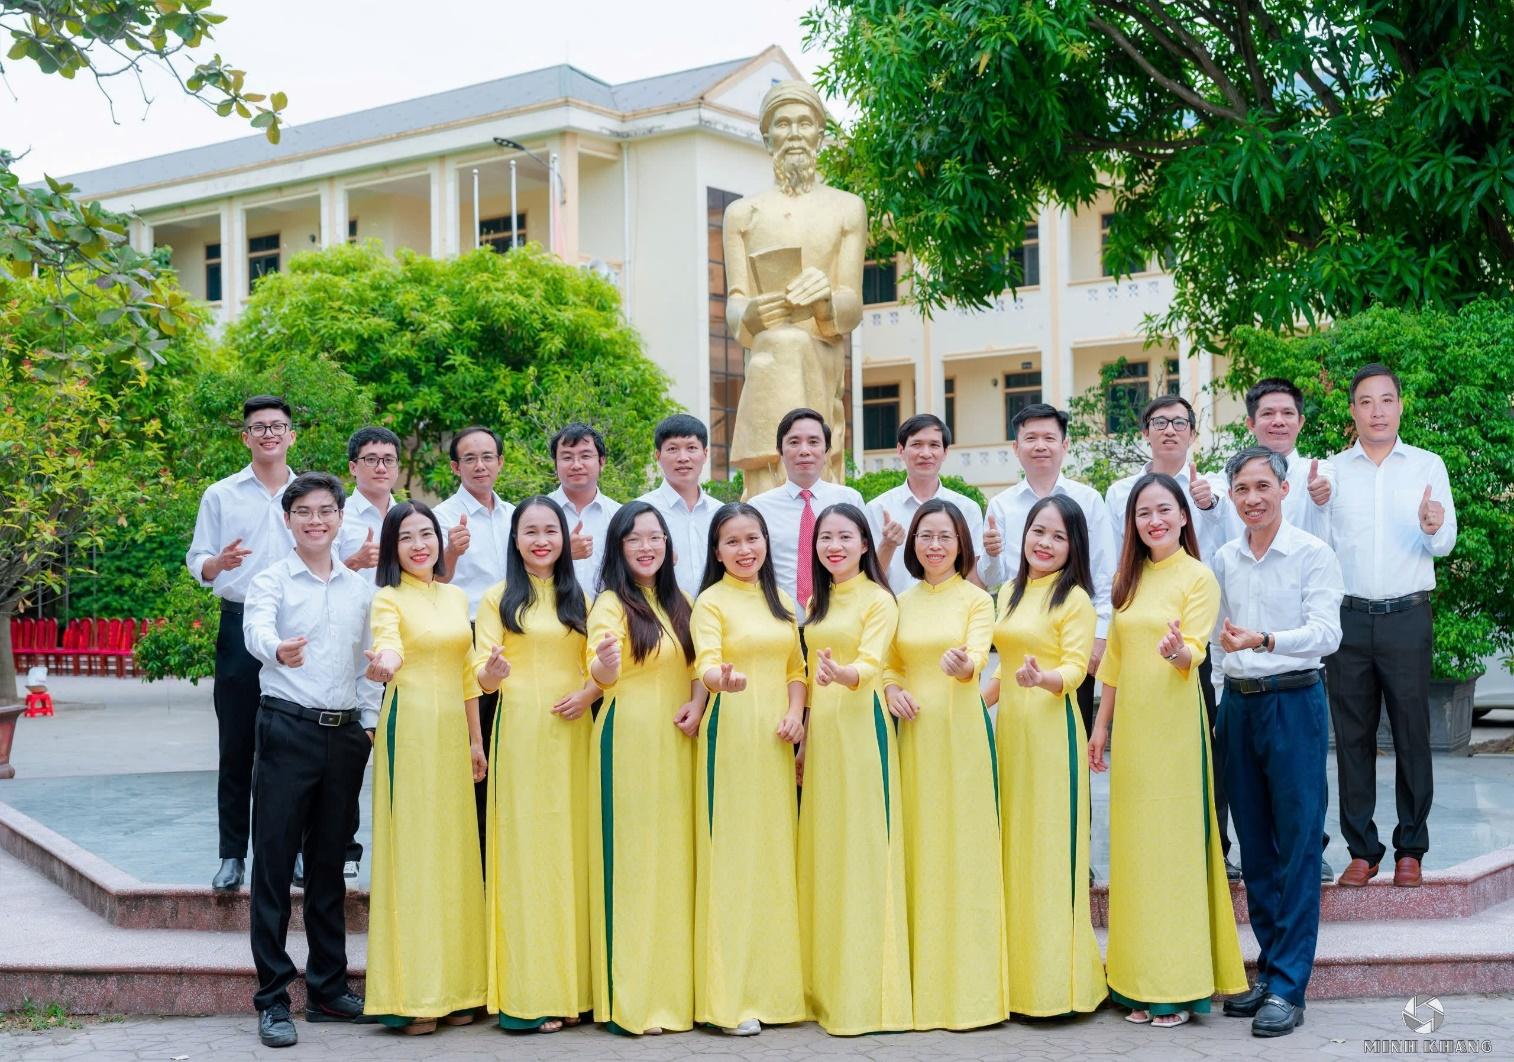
top-left (914, 532), bottom-right (957, 545)
top-left (357, 454), bottom-right (398, 469)
top-left (626, 534), bottom-right (667, 549)
top-left (290, 506), bottom-right (340, 520)
top-left (459, 453), bottom-right (499, 467)
top-left (244, 422), bottom-right (291, 438)
top-left (1148, 416), bottom-right (1193, 431)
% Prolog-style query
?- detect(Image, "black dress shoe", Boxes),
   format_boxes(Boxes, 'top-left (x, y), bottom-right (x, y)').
top-left (1223, 981), bottom-right (1270, 1017)
top-left (1321, 856), bottom-right (1334, 882)
top-left (211, 858), bottom-right (244, 891)
top-left (293, 853), bottom-right (305, 889)
top-left (307, 991), bottom-right (377, 1024)
top-left (259, 1004), bottom-right (298, 1047)
top-left (1252, 995), bottom-right (1304, 1037)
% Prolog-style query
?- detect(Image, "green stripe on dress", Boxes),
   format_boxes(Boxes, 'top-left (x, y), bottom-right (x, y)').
top-left (981, 698), bottom-right (1000, 822)
top-left (1065, 694), bottom-right (1078, 911)
top-left (705, 693), bottom-right (721, 836)
top-left (385, 687), bottom-right (398, 810)
top-left (598, 699), bottom-right (616, 1019)
top-left (872, 693), bottom-right (891, 840)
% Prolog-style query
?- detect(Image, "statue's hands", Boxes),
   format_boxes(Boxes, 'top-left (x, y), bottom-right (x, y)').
top-left (742, 293), bottom-right (791, 334)
top-left (786, 267), bottom-right (832, 309)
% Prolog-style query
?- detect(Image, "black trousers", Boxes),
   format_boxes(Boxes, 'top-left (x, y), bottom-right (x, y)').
top-left (250, 704), bottom-right (369, 1012)
top-left (1325, 602), bottom-right (1434, 864)
top-left (474, 689), bottom-right (498, 872)
top-left (214, 605), bottom-right (262, 858)
top-left (1198, 652), bottom-right (1233, 857)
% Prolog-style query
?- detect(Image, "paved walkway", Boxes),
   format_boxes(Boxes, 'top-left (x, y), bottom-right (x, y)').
top-left (4, 995), bottom-right (1511, 1060)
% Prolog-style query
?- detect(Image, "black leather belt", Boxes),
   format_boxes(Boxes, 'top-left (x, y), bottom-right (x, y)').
top-left (1343, 591), bottom-right (1429, 615)
top-left (1224, 669), bottom-right (1322, 695)
top-left (260, 695), bottom-right (357, 727)
top-left (219, 600), bottom-right (244, 615)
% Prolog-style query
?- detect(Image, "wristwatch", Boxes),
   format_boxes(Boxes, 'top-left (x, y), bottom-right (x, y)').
top-left (1253, 632), bottom-right (1271, 653)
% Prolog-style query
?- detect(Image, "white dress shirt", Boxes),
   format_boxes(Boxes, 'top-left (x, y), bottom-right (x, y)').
top-left (984, 475), bottom-right (1114, 637)
top-left (335, 490), bottom-right (393, 585)
top-left (1220, 449), bottom-right (1334, 543)
top-left (243, 553), bottom-right (383, 728)
top-left (1327, 438), bottom-right (1456, 599)
top-left (185, 464), bottom-right (296, 603)
top-left (637, 480), bottom-right (720, 597)
top-left (433, 487), bottom-right (515, 620)
top-left (866, 479), bottom-right (984, 595)
top-left (1211, 521), bottom-right (1344, 679)
top-left (549, 486), bottom-right (621, 594)
top-left (1106, 464), bottom-right (1228, 567)
top-left (750, 478), bottom-right (865, 622)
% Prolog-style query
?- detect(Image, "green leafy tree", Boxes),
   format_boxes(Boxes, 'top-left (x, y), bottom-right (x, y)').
top-left (1221, 301), bottom-right (1514, 681)
top-left (808, 2), bottom-right (1514, 346)
top-left (223, 242), bottom-right (678, 501)
top-left (2, 0), bottom-right (284, 373)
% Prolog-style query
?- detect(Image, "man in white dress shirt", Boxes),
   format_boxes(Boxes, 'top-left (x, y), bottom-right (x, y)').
top-left (867, 413), bottom-right (984, 595)
top-left (1102, 395), bottom-right (1233, 870)
top-left (1326, 365), bottom-right (1456, 890)
top-left (638, 414), bottom-right (720, 596)
top-left (432, 425), bottom-right (514, 858)
top-left (1211, 447), bottom-right (1343, 1037)
top-left (749, 408), bottom-right (864, 622)
top-left (185, 395), bottom-right (297, 892)
top-left (242, 472), bottom-right (380, 1047)
top-left (981, 403), bottom-right (1113, 735)
top-left (336, 426), bottom-right (399, 583)
top-left (547, 423), bottom-right (620, 594)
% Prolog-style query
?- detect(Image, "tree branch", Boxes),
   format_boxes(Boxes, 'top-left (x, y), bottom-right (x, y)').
top-left (1088, 14), bottom-right (1246, 121)
top-left (1070, 132), bottom-right (1206, 162)
top-left (1108, 0), bottom-right (1251, 114)
top-left (1233, 0), bottom-right (1274, 111)
top-left (1250, 3), bottom-right (1345, 117)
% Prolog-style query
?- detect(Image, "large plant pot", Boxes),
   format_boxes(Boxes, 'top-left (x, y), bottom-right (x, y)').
top-left (0, 704), bottom-right (21, 780)
top-left (1326, 675), bottom-right (1479, 757)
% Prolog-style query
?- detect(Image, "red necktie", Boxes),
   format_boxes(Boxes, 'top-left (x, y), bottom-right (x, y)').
top-left (796, 488), bottom-right (816, 608)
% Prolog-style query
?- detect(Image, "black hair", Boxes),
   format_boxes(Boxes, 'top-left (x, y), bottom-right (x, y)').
top-left (243, 394), bottom-right (291, 421)
top-left (775, 407), bottom-right (831, 452)
top-left (347, 426), bottom-right (401, 462)
top-left (1350, 362), bottom-right (1401, 400)
top-left (376, 501), bottom-right (446, 587)
top-left (449, 426), bottom-right (502, 463)
top-left (499, 496), bottom-right (588, 637)
top-left (1009, 402), bottom-right (1069, 439)
top-left (597, 501), bottom-right (695, 665)
top-left (1140, 394), bottom-right (1196, 429)
top-left (699, 502), bottom-right (793, 623)
top-left (550, 422), bottom-right (608, 461)
top-left (281, 471), bottom-right (346, 513)
top-left (1002, 495), bottom-right (1093, 616)
top-left (1244, 377), bottom-right (1304, 419)
top-left (896, 413), bottom-right (952, 448)
top-left (1112, 472), bottom-right (1201, 610)
top-left (903, 499), bottom-right (977, 581)
top-left (654, 413), bottom-right (708, 450)
top-left (805, 503), bottom-right (891, 626)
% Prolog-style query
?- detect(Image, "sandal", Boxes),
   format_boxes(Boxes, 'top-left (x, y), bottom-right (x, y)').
top-left (1125, 1009), bottom-right (1151, 1024)
top-left (1152, 1010), bottom-right (1191, 1028)
top-left (538, 1018), bottom-right (564, 1034)
top-left (441, 1010), bottom-right (476, 1026)
top-left (398, 1019), bottom-right (437, 1036)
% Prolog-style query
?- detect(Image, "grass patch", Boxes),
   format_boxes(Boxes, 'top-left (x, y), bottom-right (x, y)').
top-left (1, 999), bottom-right (81, 1032)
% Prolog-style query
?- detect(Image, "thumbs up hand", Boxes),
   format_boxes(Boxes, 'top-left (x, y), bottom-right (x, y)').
top-left (982, 514), bottom-right (1003, 558)
top-left (1418, 484), bottom-right (1445, 534)
top-left (346, 527), bottom-right (380, 571)
top-left (1157, 618), bottom-right (1185, 663)
top-left (276, 635), bottom-right (308, 668)
top-left (570, 520), bottom-right (594, 561)
top-left (1306, 458), bottom-right (1331, 506)
top-left (447, 513), bottom-right (471, 558)
top-left (1189, 461), bottom-right (1214, 511)
top-left (880, 508), bottom-right (906, 548)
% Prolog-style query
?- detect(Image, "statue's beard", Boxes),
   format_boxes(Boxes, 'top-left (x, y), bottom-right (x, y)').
top-left (773, 151), bottom-right (817, 196)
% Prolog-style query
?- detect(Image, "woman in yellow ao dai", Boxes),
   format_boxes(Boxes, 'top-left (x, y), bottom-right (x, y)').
top-left (472, 497), bottom-right (598, 1033)
top-left (796, 503), bottom-right (911, 1035)
top-left (690, 503), bottom-right (808, 1037)
top-left (986, 494), bottom-right (1106, 1017)
top-left (883, 498), bottom-right (1009, 1031)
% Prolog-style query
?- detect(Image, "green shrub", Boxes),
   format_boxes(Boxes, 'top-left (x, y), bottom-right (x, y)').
top-left (846, 469), bottom-right (987, 510)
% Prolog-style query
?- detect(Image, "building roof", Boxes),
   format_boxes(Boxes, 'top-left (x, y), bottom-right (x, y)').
top-left (60, 54), bottom-right (759, 198)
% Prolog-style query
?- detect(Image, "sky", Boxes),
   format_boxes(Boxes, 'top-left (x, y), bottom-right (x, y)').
top-left (2, 0), bottom-right (836, 182)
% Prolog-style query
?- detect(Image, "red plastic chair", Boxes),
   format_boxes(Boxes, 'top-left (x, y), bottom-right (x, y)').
top-left (101, 618), bottom-right (128, 677)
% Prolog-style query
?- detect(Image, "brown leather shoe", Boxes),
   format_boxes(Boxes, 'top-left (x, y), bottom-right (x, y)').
top-left (1394, 857), bottom-right (1423, 887)
top-left (1336, 858), bottom-right (1379, 887)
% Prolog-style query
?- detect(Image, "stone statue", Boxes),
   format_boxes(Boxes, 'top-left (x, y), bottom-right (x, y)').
top-left (725, 80), bottom-right (866, 499)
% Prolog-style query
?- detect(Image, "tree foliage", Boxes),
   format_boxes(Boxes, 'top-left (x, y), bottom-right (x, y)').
top-left (223, 242), bottom-right (678, 501)
top-left (1221, 300), bottom-right (1514, 681)
top-left (2, 0), bottom-right (284, 372)
top-left (807, 1), bottom-right (1514, 347)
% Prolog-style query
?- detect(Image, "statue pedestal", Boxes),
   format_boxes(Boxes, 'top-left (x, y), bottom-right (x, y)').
top-left (0, 704), bottom-right (23, 779)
